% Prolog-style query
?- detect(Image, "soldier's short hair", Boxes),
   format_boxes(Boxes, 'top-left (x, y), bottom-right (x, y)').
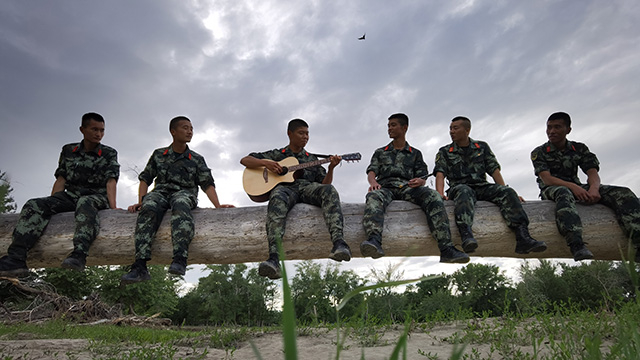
top-left (548, 112), bottom-right (571, 127)
top-left (81, 112), bottom-right (105, 127)
top-left (388, 113), bottom-right (409, 127)
top-left (170, 116), bottom-right (191, 131)
top-left (451, 116), bottom-right (471, 130)
top-left (287, 118), bottom-right (309, 133)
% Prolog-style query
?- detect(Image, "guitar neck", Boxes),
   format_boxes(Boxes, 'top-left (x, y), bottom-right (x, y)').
top-left (287, 158), bottom-right (331, 172)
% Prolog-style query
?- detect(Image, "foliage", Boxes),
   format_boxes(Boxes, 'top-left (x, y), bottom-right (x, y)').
top-left (290, 260), bottom-right (364, 324)
top-left (0, 170), bottom-right (16, 213)
top-left (451, 263), bottom-right (515, 316)
top-left (172, 264), bottom-right (278, 326)
top-left (98, 265), bottom-right (180, 317)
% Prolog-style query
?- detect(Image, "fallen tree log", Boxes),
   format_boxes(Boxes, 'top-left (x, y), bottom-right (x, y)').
top-left (0, 201), bottom-right (632, 268)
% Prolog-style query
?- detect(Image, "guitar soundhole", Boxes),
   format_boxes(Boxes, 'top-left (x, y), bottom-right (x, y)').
top-left (281, 167), bottom-right (289, 175)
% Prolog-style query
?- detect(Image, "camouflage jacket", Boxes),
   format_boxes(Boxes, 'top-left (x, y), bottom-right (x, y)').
top-left (54, 140), bottom-right (119, 196)
top-left (433, 138), bottom-right (500, 187)
top-left (139, 145), bottom-right (215, 197)
top-left (367, 141), bottom-right (429, 188)
top-left (530, 140), bottom-right (599, 190)
top-left (248, 146), bottom-right (326, 183)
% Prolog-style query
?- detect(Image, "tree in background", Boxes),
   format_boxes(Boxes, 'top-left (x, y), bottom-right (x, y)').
top-left (291, 261), bottom-right (363, 324)
top-left (451, 263), bottom-right (515, 316)
top-left (0, 171), bottom-right (16, 213)
top-left (364, 262), bottom-right (407, 323)
top-left (405, 274), bottom-right (461, 321)
top-left (172, 264), bottom-right (278, 326)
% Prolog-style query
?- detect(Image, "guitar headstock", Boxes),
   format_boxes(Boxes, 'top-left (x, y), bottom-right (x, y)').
top-left (341, 153), bottom-right (362, 162)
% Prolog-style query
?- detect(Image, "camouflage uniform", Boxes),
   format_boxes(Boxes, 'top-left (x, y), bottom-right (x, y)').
top-left (434, 139), bottom-right (529, 229)
top-left (531, 140), bottom-right (640, 247)
top-left (7, 141), bottom-right (119, 260)
top-left (134, 145), bottom-right (215, 260)
top-left (248, 146), bottom-right (344, 255)
top-left (363, 142), bottom-right (453, 250)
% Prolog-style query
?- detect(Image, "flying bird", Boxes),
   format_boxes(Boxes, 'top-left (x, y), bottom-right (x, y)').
top-left (358, 33), bottom-right (366, 40)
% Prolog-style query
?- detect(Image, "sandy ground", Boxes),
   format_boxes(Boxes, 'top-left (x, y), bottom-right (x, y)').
top-left (0, 322), bottom-right (549, 360)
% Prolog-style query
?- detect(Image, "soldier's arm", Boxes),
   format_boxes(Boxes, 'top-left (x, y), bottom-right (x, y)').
top-left (435, 172), bottom-right (448, 199)
top-left (240, 155), bottom-right (283, 174)
top-left (585, 168), bottom-right (601, 203)
top-left (490, 169), bottom-right (506, 186)
top-left (538, 170), bottom-right (591, 202)
top-left (51, 176), bottom-right (66, 195)
top-left (106, 178), bottom-right (117, 209)
top-left (322, 155), bottom-right (342, 185)
top-left (128, 181), bottom-right (149, 213)
top-left (367, 171), bottom-right (381, 192)
top-left (203, 185), bottom-right (235, 208)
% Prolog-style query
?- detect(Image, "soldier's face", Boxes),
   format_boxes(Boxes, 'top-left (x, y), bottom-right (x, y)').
top-left (387, 119), bottom-right (407, 139)
top-left (288, 127), bottom-right (309, 149)
top-left (80, 119), bottom-right (105, 146)
top-left (546, 119), bottom-right (570, 145)
top-left (449, 120), bottom-right (470, 143)
top-left (171, 120), bottom-right (193, 143)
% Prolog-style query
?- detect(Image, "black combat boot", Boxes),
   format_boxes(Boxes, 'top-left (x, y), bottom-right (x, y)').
top-left (120, 259), bottom-right (151, 285)
top-left (569, 241), bottom-right (594, 261)
top-left (514, 225), bottom-right (548, 254)
top-left (0, 255), bottom-right (29, 278)
top-left (439, 245), bottom-right (470, 263)
top-left (360, 238), bottom-right (385, 259)
top-left (61, 251), bottom-right (87, 272)
top-left (168, 256), bottom-right (187, 276)
top-left (329, 239), bottom-right (352, 262)
top-left (458, 225), bottom-right (478, 253)
top-left (258, 253), bottom-right (281, 280)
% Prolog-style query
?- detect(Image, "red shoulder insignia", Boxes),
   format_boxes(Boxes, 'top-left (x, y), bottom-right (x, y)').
top-left (188, 153), bottom-right (192, 160)
top-left (474, 143), bottom-right (480, 149)
top-left (72, 146), bottom-right (79, 152)
top-left (98, 149), bottom-right (102, 156)
top-left (409, 147), bottom-right (412, 152)
top-left (384, 146), bottom-right (389, 151)
top-left (163, 148), bottom-right (169, 155)
top-left (449, 146), bottom-right (454, 152)
top-left (546, 146), bottom-right (551, 153)
top-left (281, 148), bottom-right (286, 153)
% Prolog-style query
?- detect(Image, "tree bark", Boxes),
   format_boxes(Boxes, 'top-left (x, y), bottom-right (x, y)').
top-left (0, 201), bottom-right (632, 268)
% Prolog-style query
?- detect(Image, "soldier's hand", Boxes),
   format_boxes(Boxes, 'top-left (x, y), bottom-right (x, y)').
top-left (217, 204), bottom-right (235, 208)
top-left (328, 155), bottom-right (342, 170)
top-left (128, 203), bottom-right (142, 213)
top-left (368, 181), bottom-right (381, 192)
top-left (518, 196), bottom-right (526, 203)
top-left (407, 177), bottom-right (426, 188)
top-left (586, 187), bottom-right (601, 204)
top-left (570, 185), bottom-right (591, 203)
top-left (264, 160), bottom-right (283, 174)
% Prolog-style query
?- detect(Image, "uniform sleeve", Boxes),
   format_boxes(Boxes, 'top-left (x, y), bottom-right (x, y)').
top-left (138, 152), bottom-right (157, 185)
top-left (413, 150), bottom-right (429, 178)
top-left (103, 149), bottom-right (120, 181)
top-left (366, 149), bottom-right (381, 175)
top-left (196, 156), bottom-right (216, 191)
top-left (433, 148), bottom-right (447, 175)
top-left (248, 148), bottom-right (280, 161)
top-left (530, 146), bottom-right (548, 176)
top-left (578, 144), bottom-right (600, 173)
top-left (54, 146), bottom-right (68, 179)
top-left (483, 143), bottom-right (501, 175)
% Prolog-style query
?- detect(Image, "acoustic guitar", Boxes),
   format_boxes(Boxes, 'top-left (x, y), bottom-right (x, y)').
top-left (243, 153), bottom-right (361, 202)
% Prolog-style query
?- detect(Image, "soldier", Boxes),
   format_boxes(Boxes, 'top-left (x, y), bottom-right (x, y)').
top-left (0, 112), bottom-right (119, 277)
top-left (361, 113), bottom-right (469, 263)
top-left (434, 116), bottom-right (547, 255)
top-left (240, 118), bottom-right (351, 280)
top-left (120, 116), bottom-right (234, 285)
top-left (531, 111), bottom-right (640, 261)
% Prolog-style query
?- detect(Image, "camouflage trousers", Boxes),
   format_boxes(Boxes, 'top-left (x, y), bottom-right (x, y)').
top-left (363, 186), bottom-right (453, 250)
top-left (448, 184), bottom-right (529, 229)
top-left (266, 182), bottom-right (344, 255)
top-left (134, 190), bottom-right (197, 261)
top-left (8, 191), bottom-right (109, 261)
top-left (541, 184), bottom-right (640, 247)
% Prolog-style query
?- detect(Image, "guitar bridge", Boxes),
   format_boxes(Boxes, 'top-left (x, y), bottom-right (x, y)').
top-left (262, 168), bottom-right (269, 183)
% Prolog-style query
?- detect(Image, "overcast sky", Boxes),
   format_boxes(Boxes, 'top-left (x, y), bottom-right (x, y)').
top-left (1, 0), bottom-right (639, 285)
